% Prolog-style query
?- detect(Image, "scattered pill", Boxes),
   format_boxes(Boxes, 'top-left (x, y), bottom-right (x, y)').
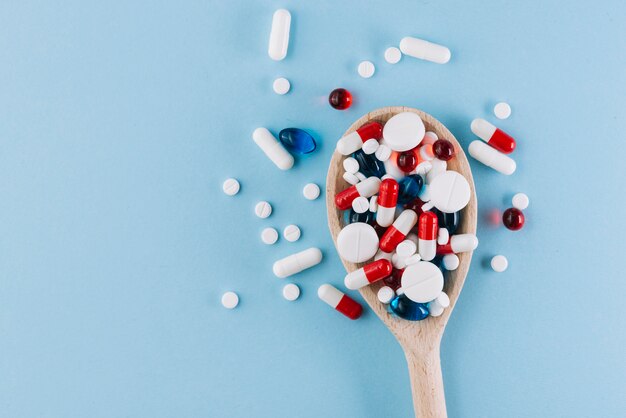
top-left (337, 222), bottom-right (379, 263)
top-left (273, 77), bottom-right (291, 95)
top-left (345, 259), bottom-right (392, 290)
top-left (437, 234), bottom-right (479, 255)
top-left (375, 144), bottom-right (392, 161)
top-left (303, 183), bottom-right (321, 200)
top-left (221, 291), bottom-right (239, 309)
top-left (318, 284), bottom-right (362, 320)
top-left (343, 171), bottom-right (360, 185)
top-left (399, 261), bottom-right (444, 303)
top-left (343, 157), bottom-right (360, 174)
top-left (358, 60), bottom-right (376, 78)
top-left (437, 228), bottom-right (449, 245)
top-left (418, 212), bottom-right (439, 261)
top-left (442, 254), bottom-right (459, 270)
top-left (399, 36), bottom-right (451, 64)
top-left (378, 286), bottom-right (396, 304)
top-left (362, 138), bottom-right (379, 154)
top-left (335, 176), bottom-right (381, 210)
top-left (369, 196), bottom-right (378, 212)
top-left (273, 247), bottom-right (323, 278)
top-left (282, 283), bottom-right (301, 301)
top-left (329, 88), bottom-right (353, 110)
top-left (423, 171), bottom-right (471, 213)
top-left (279, 128), bottom-right (316, 154)
top-left (380, 209), bottom-right (418, 253)
top-left (268, 9), bottom-right (291, 61)
top-left (255, 201), bottom-right (272, 218)
top-left (261, 227), bottom-right (279, 245)
top-left (222, 178), bottom-right (240, 196)
top-left (336, 121), bottom-right (384, 155)
top-left (352, 196), bottom-right (369, 213)
top-left (512, 193), bottom-right (529, 210)
top-left (283, 224), bottom-right (301, 242)
top-left (396, 240), bottom-right (417, 257)
top-left (384, 47), bottom-right (402, 64)
top-left (382, 112), bottom-right (425, 152)
top-left (252, 127), bottom-right (294, 170)
top-left (503, 207), bottom-right (525, 231)
top-left (468, 140), bottom-right (516, 175)
top-left (471, 118), bottom-right (516, 154)
top-left (494, 102), bottom-right (512, 120)
top-left (491, 255), bottom-right (509, 272)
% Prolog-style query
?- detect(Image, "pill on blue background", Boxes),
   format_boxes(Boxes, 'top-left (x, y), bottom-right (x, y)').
top-left (261, 227), bottom-right (279, 245)
top-left (268, 9), bottom-right (290, 61)
top-left (358, 60), bottom-right (375, 78)
top-left (252, 128), bottom-right (294, 170)
top-left (303, 183), bottom-right (320, 200)
top-left (318, 284), bottom-right (362, 320)
top-left (282, 283), bottom-right (300, 301)
top-left (221, 291), bottom-right (239, 309)
top-left (279, 128), bottom-right (316, 154)
top-left (337, 222), bottom-right (379, 263)
top-left (383, 112), bottom-right (425, 152)
top-left (344, 259), bottom-right (392, 290)
top-left (273, 247), bottom-right (323, 278)
top-left (283, 224), bottom-right (301, 242)
top-left (273, 77), bottom-right (291, 95)
top-left (468, 140), bottom-right (516, 175)
top-left (399, 37), bottom-right (451, 64)
top-left (512, 193), bottom-right (529, 210)
top-left (222, 178), bottom-right (240, 196)
top-left (384, 47), bottom-right (402, 64)
top-left (494, 102), bottom-right (512, 120)
top-left (471, 118), bottom-right (516, 154)
top-left (491, 255), bottom-right (509, 272)
top-left (254, 201), bottom-right (272, 218)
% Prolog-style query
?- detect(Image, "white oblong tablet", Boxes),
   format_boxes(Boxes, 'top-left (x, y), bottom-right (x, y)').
top-left (252, 127), bottom-right (294, 170)
top-left (282, 283), bottom-right (300, 301)
top-left (222, 178), bottom-right (240, 196)
top-left (468, 140), bottom-right (516, 175)
top-left (396, 240), bottom-right (417, 257)
top-left (358, 60), bottom-right (375, 78)
top-left (273, 77), bottom-right (291, 95)
top-left (399, 37), bottom-right (451, 64)
top-left (337, 222), bottom-right (379, 263)
top-left (343, 171), bottom-right (359, 185)
top-left (221, 291), bottom-right (239, 309)
top-left (255, 201), bottom-right (273, 218)
top-left (268, 9), bottom-right (291, 61)
top-left (362, 138), bottom-right (379, 154)
top-left (491, 255), bottom-right (508, 272)
top-left (283, 224), bottom-right (301, 242)
top-left (377, 286), bottom-right (395, 304)
top-left (512, 193), bottom-right (529, 210)
top-left (494, 102), bottom-right (511, 120)
top-left (383, 112), bottom-right (425, 152)
top-left (352, 196), bottom-right (369, 214)
top-left (428, 171), bottom-right (471, 213)
top-left (384, 47), bottom-right (402, 64)
top-left (261, 227), bottom-right (279, 245)
top-left (374, 144), bottom-right (392, 162)
top-left (343, 157), bottom-right (360, 174)
top-left (303, 183), bottom-right (320, 200)
top-left (273, 247), bottom-right (323, 278)
top-left (400, 261), bottom-right (444, 303)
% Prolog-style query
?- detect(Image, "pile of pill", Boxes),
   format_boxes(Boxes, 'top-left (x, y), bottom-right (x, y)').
top-left (321, 111), bottom-right (478, 321)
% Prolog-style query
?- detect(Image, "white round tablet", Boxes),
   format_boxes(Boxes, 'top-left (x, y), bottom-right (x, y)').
top-left (491, 255), bottom-right (509, 272)
top-left (352, 196), bottom-right (369, 213)
top-left (369, 196), bottom-right (378, 212)
top-left (436, 292), bottom-right (450, 308)
top-left (221, 291), bottom-right (239, 309)
top-left (254, 201), bottom-right (272, 218)
top-left (343, 157), bottom-right (360, 174)
top-left (358, 60), bottom-right (375, 78)
top-left (337, 222), bottom-right (379, 263)
top-left (374, 144), bottom-right (392, 162)
top-left (383, 112), bottom-right (425, 152)
top-left (428, 171), bottom-right (471, 213)
top-left (222, 178), bottom-right (240, 196)
top-left (400, 261), bottom-right (444, 303)
top-left (377, 286), bottom-right (395, 304)
top-left (442, 254), bottom-right (459, 271)
top-left (282, 283), bottom-right (300, 301)
top-left (512, 193), bottom-right (529, 210)
top-left (429, 303), bottom-right (444, 317)
top-left (303, 183), bottom-right (321, 200)
top-left (392, 253), bottom-right (407, 269)
top-left (343, 171), bottom-right (359, 185)
top-left (283, 224), bottom-right (301, 242)
top-left (362, 138), bottom-right (379, 154)
top-left (396, 240), bottom-right (417, 257)
top-left (273, 77), bottom-right (291, 95)
top-left (494, 102), bottom-right (511, 120)
top-left (261, 227), bottom-right (279, 245)
top-left (384, 47), bottom-right (402, 64)
top-left (423, 131), bottom-right (438, 144)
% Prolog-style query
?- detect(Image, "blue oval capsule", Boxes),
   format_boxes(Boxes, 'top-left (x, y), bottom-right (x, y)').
top-left (397, 175), bottom-right (423, 205)
top-left (344, 208), bottom-right (375, 225)
top-left (352, 149), bottom-right (386, 178)
top-left (389, 295), bottom-right (429, 321)
top-left (279, 128), bottom-right (316, 154)
top-left (435, 209), bottom-right (461, 234)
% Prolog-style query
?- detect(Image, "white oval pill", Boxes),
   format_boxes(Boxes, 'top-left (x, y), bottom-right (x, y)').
top-left (491, 255), bottom-right (508, 272)
top-left (377, 286), bottom-right (395, 304)
top-left (268, 9), bottom-right (291, 61)
top-left (436, 292), bottom-right (450, 308)
top-left (343, 157), bottom-right (360, 174)
top-left (399, 36), bottom-right (451, 64)
top-left (303, 183), bottom-right (320, 200)
top-left (392, 253), bottom-right (407, 270)
top-left (283, 224), bottom-right (301, 242)
top-left (352, 196), bottom-right (370, 214)
top-left (404, 254), bottom-right (422, 266)
top-left (375, 144), bottom-right (392, 162)
top-left (494, 102), bottom-right (511, 120)
top-left (383, 112), bottom-right (425, 152)
top-left (282, 283), bottom-right (300, 301)
top-left (253, 127), bottom-right (294, 170)
top-left (355, 172), bottom-right (367, 182)
top-left (468, 140), bottom-right (516, 175)
top-left (396, 240), bottom-right (417, 257)
top-left (427, 171), bottom-right (471, 213)
top-left (261, 227), bottom-right (279, 245)
top-left (273, 247), bottom-right (323, 278)
top-left (442, 254), bottom-right (459, 270)
top-left (255, 201), bottom-right (272, 218)
top-left (221, 291), bottom-right (239, 309)
top-left (273, 77), bottom-right (291, 95)
top-left (512, 193), bottom-right (529, 210)
top-left (362, 138), bottom-right (379, 154)
top-left (337, 222), bottom-right (379, 263)
top-left (222, 178), bottom-right (240, 196)
top-left (369, 196), bottom-right (378, 212)
top-left (400, 261), bottom-right (444, 303)
top-left (429, 302), bottom-right (444, 317)
top-left (343, 171), bottom-right (359, 185)
top-left (384, 47), bottom-right (402, 64)
top-left (358, 60), bottom-right (375, 78)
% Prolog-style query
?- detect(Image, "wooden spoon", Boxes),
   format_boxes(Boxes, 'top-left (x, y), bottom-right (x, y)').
top-left (326, 106), bottom-right (477, 418)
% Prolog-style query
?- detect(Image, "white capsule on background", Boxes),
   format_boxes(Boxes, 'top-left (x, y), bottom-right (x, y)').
top-left (399, 37), bottom-right (451, 64)
top-left (268, 9), bottom-right (291, 61)
top-left (252, 127), bottom-right (294, 170)
top-left (273, 247), bottom-right (323, 278)
top-left (468, 140), bottom-right (516, 175)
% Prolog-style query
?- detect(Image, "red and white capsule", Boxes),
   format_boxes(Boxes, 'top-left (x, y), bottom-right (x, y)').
top-left (344, 259), bottom-right (393, 290)
top-left (376, 178), bottom-right (399, 227)
top-left (336, 122), bottom-right (384, 155)
top-left (418, 211), bottom-right (439, 261)
top-left (335, 176), bottom-right (381, 210)
top-left (379, 209), bottom-right (418, 253)
top-left (471, 118), bottom-right (516, 154)
top-left (437, 233), bottom-right (479, 255)
top-left (318, 284), bottom-right (363, 320)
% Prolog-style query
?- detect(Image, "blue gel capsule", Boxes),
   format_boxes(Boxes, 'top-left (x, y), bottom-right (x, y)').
top-left (345, 208), bottom-right (375, 225)
top-left (279, 128), bottom-right (316, 154)
top-left (353, 150), bottom-right (386, 178)
top-left (397, 175), bottom-right (424, 205)
top-left (431, 255), bottom-right (444, 269)
top-left (435, 209), bottom-right (461, 234)
top-left (389, 295), bottom-right (429, 321)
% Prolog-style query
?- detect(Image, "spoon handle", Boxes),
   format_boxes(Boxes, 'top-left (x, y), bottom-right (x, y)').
top-left (405, 347), bottom-right (447, 418)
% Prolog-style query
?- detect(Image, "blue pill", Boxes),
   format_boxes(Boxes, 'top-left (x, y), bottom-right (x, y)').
top-left (389, 295), bottom-right (429, 321)
top-left (397, 175), bottom-right (424, 205)
top-left (344, 208), bottom-right (375, 225)
top-left (352, 150), bottom-right (386, 178)
top-left (435, 209), bottom-right (461, 234)
top-left (279, 128), bottom-right (316, 154)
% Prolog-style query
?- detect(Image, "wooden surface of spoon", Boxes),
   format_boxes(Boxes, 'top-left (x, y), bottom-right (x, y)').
top-left (326, 106), bottom-right (477, 418)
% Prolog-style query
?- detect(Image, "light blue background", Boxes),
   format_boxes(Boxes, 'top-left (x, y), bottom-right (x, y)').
top-left (1, 1), bottom-right (625, 417)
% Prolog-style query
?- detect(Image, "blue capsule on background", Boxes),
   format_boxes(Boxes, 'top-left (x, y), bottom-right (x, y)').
top-left (344, 208), bottom-right (375, 225)
top-left (279, 128), bottom-right (316, 154)
top-left (435, 209), bottom-right (461, 234)
top-left (397, 174), bottom-right (423, 205)
top-left (352, 149), bottom-right (386, 178)
top-left (389, 295), bottom-right (429, 321)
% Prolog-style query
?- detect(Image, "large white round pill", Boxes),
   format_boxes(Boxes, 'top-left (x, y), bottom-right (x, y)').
top-left (222, 178), bottom-right (240, 196)
top-left (383, 112), bottom-right (425, 152)
top-left (282, 283), bottom-right (300, 301)
top-left (427, 171), bottom-right (471, 213)
top-left (384, 47), bottom-right (402, 64)
top-left (400, 261), bottom-right (444, 303)
top-left (491, 255), bottom-right (509, 272)
top-left (358, 60), bottom-right (376, 78)
top-left (352, 196), bottom-right (369, 214)
top-left (337, 222), bottom-right (379, 263)
top-left (273, 77), bottom-right (291, 95)
top-left (494, 102), bottom-right (511, 120)
top-left (303, 183), bottom-right (320, 200)
top-left (283, 224), bottom-right (301, 242)
top-left (221, 291), bottom-right (239, 309)
top-left (261, 227), bottom-right (279, 245)
top-left (377, 286), bottom-right (395, 304)
top-left (512, 192), bottom-right (529, 210)
top-left (255, 201), bottom-right (273, 218)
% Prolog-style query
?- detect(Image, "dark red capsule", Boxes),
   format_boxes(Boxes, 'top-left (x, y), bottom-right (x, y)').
top-left (433, 139), bottom-right (456, 161)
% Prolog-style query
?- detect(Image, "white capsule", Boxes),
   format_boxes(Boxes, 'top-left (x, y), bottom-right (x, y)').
top-left (283, 224), bottom-right (301, 242)
top-left (343, 157), bottom-right (360, 174)
top-left (491, 255), bottom-right (509, 272)
top-left (303, 183), bottom-right (321, 200)
top-left (268, 9), bottom-right (291, 61)
top-left (437, 228), bottom-right (449, 245)
top-left (221, 291), bottom-right (239, 309)
top-left (442, 254), bottom-right (459, 270)
top-left (222, 178), bottom-right (240, 196)
top-left (337, 222), bottom-right (379, 263)
top-left (436, 292), bottom-right (450, 308)
top-left (362, 138), bottom-right (379, 154)
top-left (468, 140), bottom-right (516, 175)
top-left (377, 286), bottom-right (396, 304)
top-left (252, 128), bottom-right (294, 170)
top-left (273, 247), bottom-right (323, 278)
top-left (384, 47), bottom-right (402, 64)
top-left (272, 77), bottom-right (291, 95)
top-left (343, 171), bottom-right (360, 185)
top-left (512, 193), bottom-right (529, 210)
top-left (429, 302), bottom-right (444, 317)
top-left (443, 234), bottom-right (479, 254)
top-left (355, 176), bottom-right (381, 197)
top-left (352, 196), bottom-right (370, 213)
top-left (399, 37), bottom-right (451, 64)
top-left (254, 201), bottom-right (272, 218)
top-left (261, 227), bottom-right (279, 245)
top-left (369, 196), bottom-right (378, 212)
top-left (358, 60), bottom-right (376, 78)
top-left (375, 144), bottom-right (392, 162)
top-left (282, 283), bottom-right (300, 301)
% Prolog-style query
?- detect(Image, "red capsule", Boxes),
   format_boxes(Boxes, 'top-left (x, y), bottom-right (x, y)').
top-left (336, 121), bottom-right (384, 155)
top-left (379, 209), bottom-right (418, 253)
top-left (335, 177), bottom-right (381, 210)
top-left (318, 284), bottom-right (362, 320)
top-left (418, 212), bottom-right (439, 261)
top-left (471, 118), bottom-right (516, 154)
top-left (344, 259), bottom-right (393, 290)
top-left (377, 178), bottom-right (399, 227)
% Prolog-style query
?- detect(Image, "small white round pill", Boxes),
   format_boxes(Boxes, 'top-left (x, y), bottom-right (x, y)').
top-left (438, 228), bottom-right (449, 245)
top-left (282, 283), bottom-right (300, 301)
top-left (429, 303), bottom-right (444, 317)
top-left (396, 240), bottom-right (417, 257)
top-left (254, 201), bottom-right (272, 218)
top-left (355, 172), bottom-right (367, 182)
top-left (404, 254), bottom-right (422, 266)
top-left (442, 254), bottom-right (459, 271)
top-left (343, 171), bottom-right (359, 185)
top-left (362, 138), bottom-right (379, 154)
top-left (283, 224), bottom-right (301, 242)
top-left (358, 60), bottom-right (375, 78)
top-left (222, 178), bottom-right (240, 196)
top-left (369, 196), bottom-right (378, 212)
top-left (494, 102), bottom-right (511, 120)
top-left (343, 157), bottom-right (360, 174)
top-left (261, 227), bottom-right (279, 245)
top-left (512, 193), bottom-right (529, 210)
top-left (303, 183), bottom-right (321, 200)
top-left (384, 47), bottom-right (402, 64)
top-left (221, 291), bottom-right (239, 309)
top-left (273, 77), bottom-right (291, 95)
top-left (491, 255), bottom-right (509, 272)
top-left (377, 286), bottom-right (395, 304)
top-left (375, 144), bottom-right (392, 162)
top-left (352, 196), bottom-right (370, 214)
